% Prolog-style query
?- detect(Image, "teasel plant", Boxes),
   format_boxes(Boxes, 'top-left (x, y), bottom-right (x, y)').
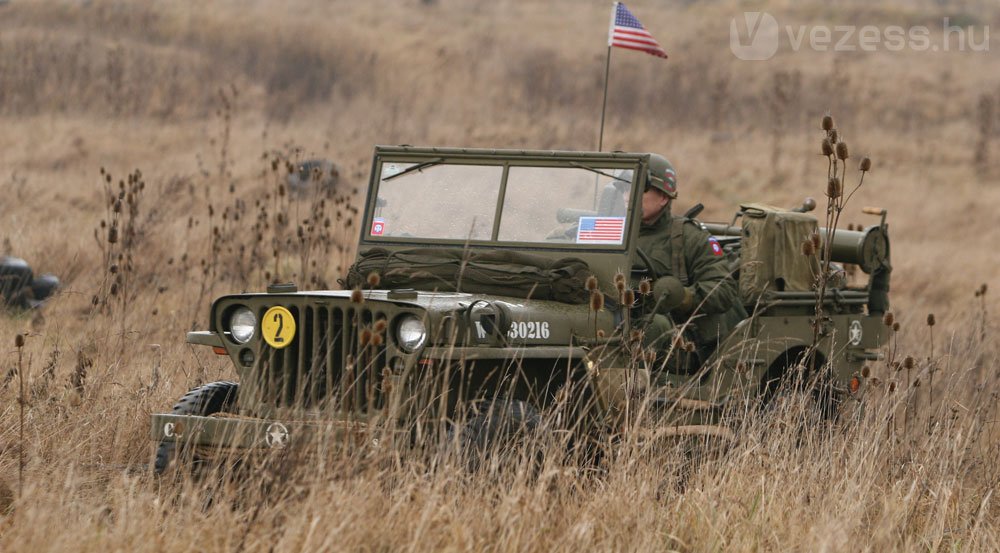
top-left (614, 271), bottom-right (632, 336)
top-left (586, 275), bottom-right (603, 339)
top-left (811, 114), bottom-right (872, 348)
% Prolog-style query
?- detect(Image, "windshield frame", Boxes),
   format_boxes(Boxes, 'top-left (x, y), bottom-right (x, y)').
top-left (361, 147), bottom-right (650, 253)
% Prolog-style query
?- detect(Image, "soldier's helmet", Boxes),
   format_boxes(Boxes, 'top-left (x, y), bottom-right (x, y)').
top-left (646, 154), bottom-right (678, 199)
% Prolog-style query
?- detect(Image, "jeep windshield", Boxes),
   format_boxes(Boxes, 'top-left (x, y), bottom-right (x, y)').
top-left (368, 157), bottom-right (639, 249)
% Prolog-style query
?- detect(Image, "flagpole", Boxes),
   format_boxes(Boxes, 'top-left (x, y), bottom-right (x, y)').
top-left (597, 44), bottom-right (612, 152)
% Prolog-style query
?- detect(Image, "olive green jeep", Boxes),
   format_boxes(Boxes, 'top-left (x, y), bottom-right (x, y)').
top-left (152, 146), bottom-right (891, 473)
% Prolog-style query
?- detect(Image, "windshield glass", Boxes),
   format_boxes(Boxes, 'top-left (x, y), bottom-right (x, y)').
top-left (375, 162), bottom-right (503, 240)
top-left (371, 160), bottom-right (636, 248)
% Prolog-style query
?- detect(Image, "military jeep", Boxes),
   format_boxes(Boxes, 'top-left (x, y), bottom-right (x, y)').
top-left (152, 146), bottom-right (891, 472)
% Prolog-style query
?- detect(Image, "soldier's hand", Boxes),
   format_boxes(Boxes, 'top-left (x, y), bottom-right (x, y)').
top-left (653, 276), bottom-right (691, 311)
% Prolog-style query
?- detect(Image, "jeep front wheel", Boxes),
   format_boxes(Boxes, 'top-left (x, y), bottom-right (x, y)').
top-left (154, 381), bottom-right (238, 475)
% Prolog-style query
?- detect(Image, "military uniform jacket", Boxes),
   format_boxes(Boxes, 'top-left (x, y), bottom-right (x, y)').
top-left (636, 211), bottom-right (745, 348)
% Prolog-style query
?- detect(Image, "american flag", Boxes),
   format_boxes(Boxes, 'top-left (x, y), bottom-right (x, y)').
top-left (608, 2), bottom-right (668, 59)
top-left (577, 217), bottom-right (626, 244)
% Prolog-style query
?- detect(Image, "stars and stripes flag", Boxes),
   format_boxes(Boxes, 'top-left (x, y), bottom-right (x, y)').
top-left (577, 217), bottom-right (626, 244)
top-left (608, 2), bottom-right (668, 59)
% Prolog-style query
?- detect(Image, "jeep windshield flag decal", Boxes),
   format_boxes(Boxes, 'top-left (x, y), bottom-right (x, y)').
top-left (576, 217), bottom-right (626, 244)
top-left (608, 2), bottom-right (668, 58)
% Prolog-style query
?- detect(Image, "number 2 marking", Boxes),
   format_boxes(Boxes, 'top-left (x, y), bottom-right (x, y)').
top-left (262, 306), bottom-right (295, 349)
top-left (273, 313), bottom-right (284, 343)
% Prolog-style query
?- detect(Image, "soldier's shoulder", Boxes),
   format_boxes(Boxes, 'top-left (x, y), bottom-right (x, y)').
top-left (671, 216), bottom-right (711, 237)
top-left (674, 216), bottom-right (726, 258)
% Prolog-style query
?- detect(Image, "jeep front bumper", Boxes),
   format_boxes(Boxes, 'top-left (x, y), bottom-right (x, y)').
top-left (151, 413), bottom-right (396, 455)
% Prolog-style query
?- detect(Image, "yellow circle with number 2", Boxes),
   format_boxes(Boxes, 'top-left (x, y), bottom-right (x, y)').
top-left (261, 306), bottom-right (296, 349)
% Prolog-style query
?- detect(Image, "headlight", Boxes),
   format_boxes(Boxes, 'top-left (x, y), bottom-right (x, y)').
top-left (396, 315), bottom-right (427, 353)
top-left (229, 306), bottom-right (257, 344)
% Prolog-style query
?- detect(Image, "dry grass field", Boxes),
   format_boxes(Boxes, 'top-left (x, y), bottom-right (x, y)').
top-left (0, 0), bottom-right (999, 550)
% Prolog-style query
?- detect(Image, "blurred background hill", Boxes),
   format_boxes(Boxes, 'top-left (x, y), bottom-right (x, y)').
top-left (1, 0), bottom-right (997, 327)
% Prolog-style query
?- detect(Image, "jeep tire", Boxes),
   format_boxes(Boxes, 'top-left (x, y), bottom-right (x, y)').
top-left (153, 381), bottom-right (238, 475)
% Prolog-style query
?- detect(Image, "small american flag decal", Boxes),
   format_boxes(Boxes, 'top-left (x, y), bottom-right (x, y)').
top-left (577, 217), bottom-right (626, 244)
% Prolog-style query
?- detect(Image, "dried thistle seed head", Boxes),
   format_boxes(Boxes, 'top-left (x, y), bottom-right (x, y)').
top-left (615, 279), bottom-right (626, 292)
top-left (585, 275), bottom-right (598, 291)
top-left (614, 272), bottom-right (626, 286)
top-left (638, 279), bottom-right (652, 295)
top-left (836, 141), bottom-right (849, 161)
top-left (371, 333), bottom-right (383, 347)
top-left (883, 312), bottom-right (895, 327)
top-left (360, 328), bottom-right (372, 346)
top-left (821, 138), bottom-right (834, 156)
top-left (596, 329), bottom-right (605, 338)
top-left (859, 156), bottom-right (872, 172)
top-left (623, 289), bottom-right (635, 306)
top-left (826, 177), bottom-right (843, 199)
top-left (373, 319), bottom-right (387, 333)
top-left (629, 329), bottom-right (643, 342)
top-left (888, 381), bottom-right (897, 393)
top-left (828, 128), bottom-right (839, 143)
top-left (350, 287), bottom-right (364, 304)
top-left (980, 283), bottom-right (988, 296)
top-left (892, 322), bottom-right (901, 332)
top-left (367, 272), bottom-right (381, 287)
top-left (589, 290), bottom-right (604, 312)
top-left (903, 356), bottom-right (915, 369)
top-left (683, 341), bottom-right (696, 353)
top-left (15, 334), bottom-right (24, 348)
top-left (926, 313), bottom-right (936, 327)
top-left (822, 114), bottom-right (834, 131)
top-left (861, 365), bottom-right (871, 378)
top-left (801, 240), bottom-right (815, 256)
top-left (811, 232), bottom-right (821, 250)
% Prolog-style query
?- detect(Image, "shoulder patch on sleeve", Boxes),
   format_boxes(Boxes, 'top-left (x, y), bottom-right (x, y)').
top-left (708, 236), bottom-right (724, 256)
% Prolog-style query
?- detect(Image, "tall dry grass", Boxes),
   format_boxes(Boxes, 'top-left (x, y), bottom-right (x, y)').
top-left (1, 0), bottom-right (999, 550)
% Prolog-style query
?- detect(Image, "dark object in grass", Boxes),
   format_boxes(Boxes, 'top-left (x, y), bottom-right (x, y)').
top-left (1, 256), bottom-right (59, 311)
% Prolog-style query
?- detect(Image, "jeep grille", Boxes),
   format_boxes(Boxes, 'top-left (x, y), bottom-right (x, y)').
top-left (256, 304), bottom-right (389, 411)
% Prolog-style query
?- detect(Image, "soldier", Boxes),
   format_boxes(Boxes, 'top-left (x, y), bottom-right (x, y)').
top-left (635, 155), bottom-right (746, 371)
